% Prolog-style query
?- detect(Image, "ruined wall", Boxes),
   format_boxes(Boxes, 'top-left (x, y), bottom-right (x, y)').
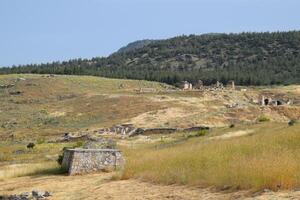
top-left (62, 149), bottom-right (124, 175)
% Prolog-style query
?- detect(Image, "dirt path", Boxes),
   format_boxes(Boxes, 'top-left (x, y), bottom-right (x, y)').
top-left (1, 173), bottom-right (300, 200)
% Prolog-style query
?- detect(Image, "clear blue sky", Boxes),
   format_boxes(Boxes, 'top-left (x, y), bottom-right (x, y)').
top-left (1, 0), bottom-right (299, 66)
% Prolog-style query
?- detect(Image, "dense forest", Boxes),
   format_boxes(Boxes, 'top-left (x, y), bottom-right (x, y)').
top-left (1, 31), bottom-right (300, 86)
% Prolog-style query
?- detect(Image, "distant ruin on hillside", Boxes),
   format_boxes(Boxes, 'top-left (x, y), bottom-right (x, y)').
top-left (179, 80), bottom-right (233, 91)
top-left (261, 95), bottom-right (293, 106)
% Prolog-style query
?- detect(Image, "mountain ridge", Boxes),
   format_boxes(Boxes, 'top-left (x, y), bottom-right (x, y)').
top-left (1, 31), bottom-right (300, 86)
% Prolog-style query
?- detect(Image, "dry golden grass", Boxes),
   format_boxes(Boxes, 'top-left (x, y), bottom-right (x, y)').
top-left (0, 172), bottom-right (256, 200)
top-left (0, 74), bottom-right (165, 139)
top-left (122, 123), bottom-right (300, 191)
top-left (0, 162), bottom-right (61, 180)
top-left (0, 142), bottom-right (77, 165)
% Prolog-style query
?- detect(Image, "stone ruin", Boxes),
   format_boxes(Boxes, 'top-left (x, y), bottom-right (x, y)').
top-left (62, 148), bottom-right (125, 175)
top-left (96, 124), bottom-right (142, 137)
top-left (179, 80), bottom-right (232, 91)
top-left (141, 128), bottom-right (177, 135)
top-left (138, 88), bottom-right (157, 93)
top-left (95, 124), bottom-right (210, 137)
top-left (0, 83), bottom-right (15, 89)
top-left (261, 95), bottom-right (292, 106)
top-left (194, 80), bottom-right (204, 90)
top-left (41, 74), bottom-right (55, 78)
top-left (180, 81), bottom-right (193, 90)
top-left (0, 190), bottom-right (52, 200)
top-left (57, 125), bottom-right (210, 175)
top-left (213, 81), bottom-right (224, 90)
top-left (227, 80), bottom-right (235, 90)
top-left (61, 132), bottom-right (89, 142)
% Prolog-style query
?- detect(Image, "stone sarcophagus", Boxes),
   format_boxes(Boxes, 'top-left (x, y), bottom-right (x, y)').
top-left (61, 149), bottom-right (125, 175)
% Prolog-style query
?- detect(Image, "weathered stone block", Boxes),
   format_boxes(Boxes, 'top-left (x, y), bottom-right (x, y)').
top-left (61, 149), bottom-right (125, 175)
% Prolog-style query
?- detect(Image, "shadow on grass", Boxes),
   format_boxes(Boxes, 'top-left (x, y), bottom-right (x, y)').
top-left (25, 166), bottom-right (67, 178)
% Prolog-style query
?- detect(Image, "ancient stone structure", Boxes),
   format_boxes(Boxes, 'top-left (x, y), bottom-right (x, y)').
top-left (180, 81), bottom-right (193, 90)
top-left (0, 83), bottom-right (15, 89)
top-left (61, 133), bottom-right (89, 142)
top-left (194, 80), bottom-right (204, 90)
top-left (139, 88), bottom-right (156, 93)
top-left (261, 95), bottom-right (291, 106)
top-left (1, 190), bottom-right (52, 200)
top-left (182, 126), bottom-right (210, 132)
top-left (95, 124), bottom-right (210, 137)
top-left (142, 128), bottom-right (177, 135)
top-left (97, 124), bottom-right (141, 136)
top-left (215, 81), bottom-right (224, 89)
top-left (62, 148), bottom-right (124, 175)
top-left (227, 80), bottom-right (235, 90)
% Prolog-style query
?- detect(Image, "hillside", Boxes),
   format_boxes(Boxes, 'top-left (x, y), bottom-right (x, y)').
top-left (1, 74), bottom-right (300, 199)
top-left (0, 74), bottom-right (299, 140)
top-left (1, 31), bottom-right (300, 86)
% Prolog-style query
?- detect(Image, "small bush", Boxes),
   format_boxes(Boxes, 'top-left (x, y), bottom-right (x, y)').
top-left (26, 143), bottom-right (35, 149)
top-left (288, 119), bottom-right (297, 126)
top-left (57, 141), bottom-right (85, 166)
top-left (229, 124), bottom-right (235, 128)
top-left (188, 130), bottom-right (209, 138)
top-left (196, 129), bottom-right (208, 137)
top-left (57, 154), bottom-right (64, 165)
top-left (257, 116), bottom-right (270, 122)
top-left (36, 138), bottom-right (46, 144)
top-left (43, 117), bottom-right (59, 125)
top-left (74, 141), bottom-right (84, 148)
top-left (57, 147), bottom-right (71, 166)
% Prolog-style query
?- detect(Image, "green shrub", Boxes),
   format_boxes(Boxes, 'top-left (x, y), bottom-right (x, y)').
top-left (57, 154), bottom-right (64, 165)
top-left (196, 129), bottom-right (208, 137)
top-left (43, 117), bottom-right (59, 125)
top-left (229, 124), bottom-right (235, 128)
top-left (187, 129), bottom-right (208, 138)
top-left (288, 119), bottom-right (297, 126)
top-left (36, 138), bottom-right (46, 144)
top-left (257, 116), bottom-right (270, 122)
top-left (74, 141), bottom-right (84, 148)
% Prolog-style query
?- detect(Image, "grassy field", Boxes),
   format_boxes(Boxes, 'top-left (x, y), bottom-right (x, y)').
top-left (122, 122), bottom-right (300, 191)
top-left (0, 74), bottom-right (167, 139)
top-left (1, 121), bottom-right (300, 196)
top-left (1, 74), bottom-right (300, 198)
top-left (1, 74), bottom-right (299, 140)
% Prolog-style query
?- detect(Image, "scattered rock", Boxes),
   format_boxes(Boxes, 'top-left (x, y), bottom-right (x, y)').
top-left (20, 192), bottom-right (29, 198)
top-left (32, 190), bottom-right (45, 198)
top-left (9, 91), bottom-right (23, 95)
top-left (220, 185), bottom-right (231, 191)
top-left (1, 190), bottom-right (52, 200)
top-left (61, 133), bottom-right (88, 142)
top-left (0, 84), bottom-right (15, 89)
top-left (263, 188), bottom-right (273, 193)
top-left (14, 149), bottom-right (26, 155)
top-left (96, 125), bottom-right (210, 137)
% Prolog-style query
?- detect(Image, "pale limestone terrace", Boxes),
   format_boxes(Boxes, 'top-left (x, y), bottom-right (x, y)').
top-left (62, 149), bottom-right (125, 175)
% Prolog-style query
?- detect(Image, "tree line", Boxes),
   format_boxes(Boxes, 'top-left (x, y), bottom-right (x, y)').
top-left (1, 31), bottom-right (300, 86)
